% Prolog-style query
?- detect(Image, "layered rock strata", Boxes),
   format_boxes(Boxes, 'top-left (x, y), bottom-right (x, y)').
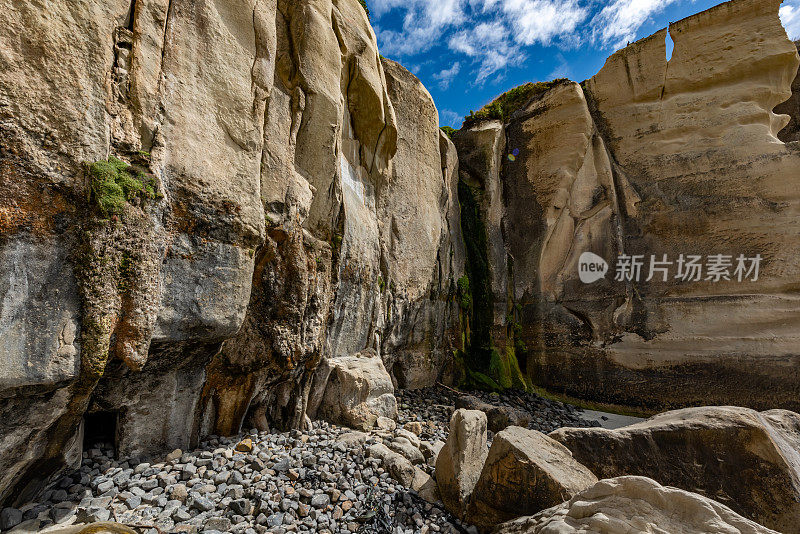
top-left (453, 0), bottom-right (800, 411)
top-left (0, 0), bottom-right (462, 506)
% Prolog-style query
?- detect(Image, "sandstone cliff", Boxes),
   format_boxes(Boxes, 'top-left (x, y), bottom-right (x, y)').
top-left (4, 0), bottom-right (800, 515)
top-left (453, 0), bottom-right (800, 411)
top-left (0, 0), bottom-right (462, 506)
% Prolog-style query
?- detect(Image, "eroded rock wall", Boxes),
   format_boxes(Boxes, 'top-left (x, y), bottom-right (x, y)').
top-left (377, 59), bottom-right (464, 389)
top-left (776, 41), bottom-right (800, 142)
top-left (455, 0), bottom-right (800, 411)
top-left (0, 0), bottom-right (461, 506)
top-left (2, 0), bottom-right (267, 504)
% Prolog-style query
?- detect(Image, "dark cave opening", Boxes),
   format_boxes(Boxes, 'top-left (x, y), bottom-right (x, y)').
top-left (82, 411), bottom-right (118, 450)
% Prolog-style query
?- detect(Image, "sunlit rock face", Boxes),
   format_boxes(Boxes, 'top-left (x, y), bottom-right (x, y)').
top-left (455, 0), bottom-right (800, 412)
top-left (494, 476), bottom-right (780, 534)
top-left (0, 0), bottom-right (462, 506)
top-left (376, 58), bottom-right (465, 390)
top-left (1, 0), bottom-right (267, 504)
top-left (550, 406), bottom-right (800, 533)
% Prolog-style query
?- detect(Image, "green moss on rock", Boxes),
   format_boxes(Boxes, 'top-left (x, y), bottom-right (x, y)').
top-left (86, 156), bottom-right (157, 217)
top-left (457, 179), bottom-right (493, 368)
top-left (457, 275), bottom-right (471, 311)
top-left (456, 172), bottom-right (532, 392)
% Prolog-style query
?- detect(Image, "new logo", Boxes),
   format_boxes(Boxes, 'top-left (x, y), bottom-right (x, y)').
top-left (578, 252), bottom-right (608, 284)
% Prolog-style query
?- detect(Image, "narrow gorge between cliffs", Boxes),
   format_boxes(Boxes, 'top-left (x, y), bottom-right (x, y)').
top-left (2, 0), bottom-right (800, 532)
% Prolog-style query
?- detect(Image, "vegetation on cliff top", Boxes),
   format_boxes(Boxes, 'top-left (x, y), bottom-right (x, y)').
top-left (440, 126), bottom-right (457, 139)
top-left (358, 0), bottom-right (370, 20)
top-left (462, 78), bottom-right (569, 129)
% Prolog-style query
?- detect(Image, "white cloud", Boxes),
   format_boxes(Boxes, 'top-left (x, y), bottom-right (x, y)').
top-left (448, 21), bottom-right (526, 83)
top-left (448, 31), bottom-right (478, 56)
top-left (439, 109), bottom-right (461, 127)
top-left (434, 62), bottom-right (462, 89)
top-left (499, 0), bottom-right (588, 46)
top-left (373, 0), bottom-right (586, 82)
top-left (590, 0), bottom-right (680, 49)
top-left (372, 0), bottom-right (467, 56)
top-left (781, 0), bottom-right (800, 41)
top-left (372, 0), bottom-right (695, 85)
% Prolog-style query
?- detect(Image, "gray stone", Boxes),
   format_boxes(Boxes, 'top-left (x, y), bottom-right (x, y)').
top-left (173, 508), bottom-right (192, 522)
top-left (141, 478), bottom-right (158, 490)
top-left (230, 498), bottom-right (252, 516)
top-left (126, 495), bottom-right (142, 509)
top-left (267, 513), bottom-right (284, 527)
top-left (78, 506), bottom-right (111, 523)
top-left (1, 508), bottom-right (23, 530)
top-left (49, 506), bottom-right (74, 524)
top-left (192, 496), bottom-right (214, 512)
top-left (205, 517), bottom-right (232, 531)
top-left (311, 494), bottom-right (330, 509)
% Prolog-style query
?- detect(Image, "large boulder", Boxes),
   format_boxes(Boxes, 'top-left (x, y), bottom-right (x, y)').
top-left (550, 406), bottom-right (800, 533)
top-left (493, 476), bottom-right (779, 534)
top-left (455, 395), bottom-right (531, 433)
top-left (467, 427), bottom-right (597, 529)
top-left (316, 349), bottom-right (398, 431)
top-left (435, 409), bottom-right (488, 518)
top-left (367, 443), bottom-right (416, 487)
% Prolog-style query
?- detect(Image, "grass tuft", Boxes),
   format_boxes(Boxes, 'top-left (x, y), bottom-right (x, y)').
top-left (86, 156), bottom-right (157, 217)
top-left (462, 78), bottom-right (569, 129)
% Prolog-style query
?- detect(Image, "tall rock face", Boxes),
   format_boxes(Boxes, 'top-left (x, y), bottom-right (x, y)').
top-left (454, 0), bottom-right (800, 411)
top-left (0, 0), bottom-right (461, 506)
top-left (453, 122), bottom-right (508, 353)
top-left (1, 0), bottom-right (267, 505)
top-left (376, 58), bottom-right (464, 390)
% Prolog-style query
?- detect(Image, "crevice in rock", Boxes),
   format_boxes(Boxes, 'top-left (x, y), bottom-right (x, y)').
top-left (775, 40), bottom-right (800, 143)
top-left (659, 27), bottom-right (673, 104)
top-left (665, 27), bottom-right (675, 61)
top-left (125, 0), bottom-right (137, 31)
top-left (581, 84), bottom-right (639, 281)
top-left (158, 0), bottom-right (176, 83)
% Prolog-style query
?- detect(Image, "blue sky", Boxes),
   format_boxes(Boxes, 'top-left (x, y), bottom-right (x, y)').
top-left (367, 0), bottom-right (800, 128)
